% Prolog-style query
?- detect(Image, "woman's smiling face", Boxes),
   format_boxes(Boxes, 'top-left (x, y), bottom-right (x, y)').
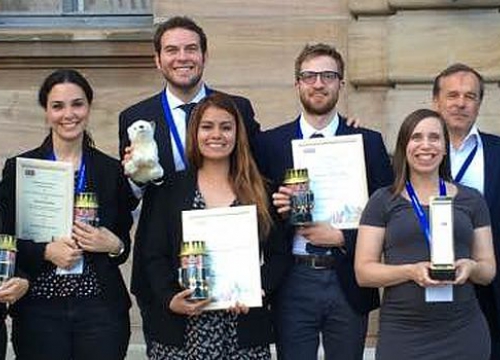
top-left (197, 106), bottom-right (236, 162)
top-left (45, 82), bottom-right (90, 144)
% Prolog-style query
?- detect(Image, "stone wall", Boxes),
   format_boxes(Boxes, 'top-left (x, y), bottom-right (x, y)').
top-left (1, 0), bottom-right (499, 349)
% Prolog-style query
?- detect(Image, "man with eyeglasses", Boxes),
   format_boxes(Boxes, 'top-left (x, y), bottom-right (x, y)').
top-left (255, 43), bottom-right (393, 360)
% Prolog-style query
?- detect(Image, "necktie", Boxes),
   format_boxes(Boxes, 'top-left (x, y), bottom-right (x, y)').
top-left (306, 132), bottom-right (328, 255)
top-left (179, 103), bottom-right (197, 124)
top-left (310, 132), bottom-right (324, 138)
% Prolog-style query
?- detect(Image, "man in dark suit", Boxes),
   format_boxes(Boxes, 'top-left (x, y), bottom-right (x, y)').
top-left (119, 16), bottom-right (260, 184)
top-left (118, 16), bottom-right (260, 355)
top-left (432, 63), bottom-right (500, 360)
top-left (255, 43), bottom-right (393, 360)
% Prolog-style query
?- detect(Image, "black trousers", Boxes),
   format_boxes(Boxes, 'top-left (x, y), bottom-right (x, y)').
top-left (12, 297), bottom-right (129, 360)
top-left (136, 297), bottom-right (153, 357)
top-left (0, 320), bottom-right (6, 360)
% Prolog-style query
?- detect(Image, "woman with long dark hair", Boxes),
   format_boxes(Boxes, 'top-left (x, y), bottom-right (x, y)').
top-left (138, 92), bottom-right (291, 359)
top-left (0, 69), bottom-right (136, 360)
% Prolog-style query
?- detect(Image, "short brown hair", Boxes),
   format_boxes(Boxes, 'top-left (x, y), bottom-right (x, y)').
top-left (294, 43), bottom-right (345, 80)
top-left (432, 63), bottom-right (484, 101)
top-left (153, 16), bottom-right (207, 56)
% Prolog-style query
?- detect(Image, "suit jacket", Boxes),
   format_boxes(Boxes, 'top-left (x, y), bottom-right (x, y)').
top-left (475, 132), bottom-right (500, 334)
top-left (0, 139), bottom-right (136, 313)
top-left (121, 87), bottom-right (261, 301)
top-left (118, 88), bottom-right (260, 176)
top-left (136, 170), bottom-right (292, 347)
top-left (254, 115), bottom-right (394, 314)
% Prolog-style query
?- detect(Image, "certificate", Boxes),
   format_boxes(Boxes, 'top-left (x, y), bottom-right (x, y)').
top-left (292, 134), bottom-right (368, 229)
top-left (16, 158), bottom-right (74, 243)
top-left (182, 205), bottom-right (262, 311)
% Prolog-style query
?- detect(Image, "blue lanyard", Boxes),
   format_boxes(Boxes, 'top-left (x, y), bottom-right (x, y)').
top-left (161, 91), bottom-right (187, 169)
top-left (49, 152), bottom-right (87, 194)
top-left (405, 178), bottom-right (447, 245)
top-left (160, 87), bottom-right (213, 170)
top-left (454, 142), bottom-right (478, 183)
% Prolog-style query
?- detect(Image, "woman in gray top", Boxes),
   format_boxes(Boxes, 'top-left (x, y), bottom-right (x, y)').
top-left (355, 109), bottom-right (495, 360)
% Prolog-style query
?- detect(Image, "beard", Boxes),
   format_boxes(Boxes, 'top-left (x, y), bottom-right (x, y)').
top-left (164, 70), bottom-right (204, 93)
top-left (299, 90), bottom-right (338, 116)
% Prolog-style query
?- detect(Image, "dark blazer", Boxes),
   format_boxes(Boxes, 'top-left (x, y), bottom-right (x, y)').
top-left (254, 115), bottom-right (394, 314)
top-left (118, 88), bottom-right (260, 176)
top-left (120, 87), bottom-right (261, 303)
top-left (136, 170), bottom-right (291, 347)
top-left (0, 139), bottom-right (136, 313)
top-left (475, 132), bottom-right (500, 335)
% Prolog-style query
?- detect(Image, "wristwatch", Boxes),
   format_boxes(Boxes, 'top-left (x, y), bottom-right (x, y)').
top-left (109, 240), bottom-right (125, 258)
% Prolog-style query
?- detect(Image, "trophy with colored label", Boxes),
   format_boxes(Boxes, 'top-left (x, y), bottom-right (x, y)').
top-left (284, 168), bottom-right (314, 226)
top-left (0, 234), bottom-right (16, 284)
top-left (178, 240), bottom-right (210, 300)
top-left (74, 192), bottom-right (99, 227)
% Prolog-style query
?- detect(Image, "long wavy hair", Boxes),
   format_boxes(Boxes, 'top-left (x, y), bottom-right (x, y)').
top-left (391, 108), bottom-right (452, 195)
top-left (187, 93), bottom-right (272, 238)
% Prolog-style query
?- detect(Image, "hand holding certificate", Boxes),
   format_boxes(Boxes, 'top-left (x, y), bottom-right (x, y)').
top-left (181, 205), bottom-right (262, 311)
top-left (16, 158), bottom-right (74, 243)
top-left (292, 134), bottom-right (369, 229)
top-left (16, 158), bottom-right (82, 274)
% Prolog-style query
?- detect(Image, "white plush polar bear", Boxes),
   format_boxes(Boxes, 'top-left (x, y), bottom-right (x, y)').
top-left (124, 120), bottom-right (164, 184)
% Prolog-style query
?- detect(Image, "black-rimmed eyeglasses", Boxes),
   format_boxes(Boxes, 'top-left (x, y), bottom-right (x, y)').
top-left (298, 71), bottom-right (342, 84)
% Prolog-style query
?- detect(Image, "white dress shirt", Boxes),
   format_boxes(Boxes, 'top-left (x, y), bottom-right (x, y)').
top-left (293, 112), bottom-right (339, 255)
top-left (450, 125), bottom-right (484, 194)
top-left (128, 85), bottom-right (207, 200)
top-left (166, 86), bottom-right (206, 172)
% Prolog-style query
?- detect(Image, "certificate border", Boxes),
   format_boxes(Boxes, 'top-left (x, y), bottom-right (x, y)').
top-left (292, 134), bottom-right (368, 229)
top-left (16, 158), bottom-right (74, 243)
top-left (181, 205), bottom-right (263, 311)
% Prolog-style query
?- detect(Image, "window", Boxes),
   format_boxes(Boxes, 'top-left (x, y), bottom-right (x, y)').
top-left (0, 0), bottom-right (151, 14)
top-left (0, 0), bottom-right (152, 28)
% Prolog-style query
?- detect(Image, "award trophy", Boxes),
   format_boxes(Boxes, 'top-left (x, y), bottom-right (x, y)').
top-left (74, 192), bottom-right (99, 227)
top-left (58, 192), bottom-right (99, 275)
top-left (178, 241), bottom-right (210, 300)
top-left (0, 234), bottom-right (16, 284)
top-left (429, 196), bottom-right (455, 281)
top-left (283, 168), bottom-right (314, 226)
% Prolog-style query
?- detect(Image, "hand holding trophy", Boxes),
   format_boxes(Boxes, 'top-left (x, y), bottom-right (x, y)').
top-left (283, 168), bottom-right (314, 226)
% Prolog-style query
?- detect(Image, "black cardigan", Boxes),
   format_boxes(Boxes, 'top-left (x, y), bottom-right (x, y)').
top-left (0, 140), bottom-right (137, 313)
top-left (135, 170), bottom-right (292, 347)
